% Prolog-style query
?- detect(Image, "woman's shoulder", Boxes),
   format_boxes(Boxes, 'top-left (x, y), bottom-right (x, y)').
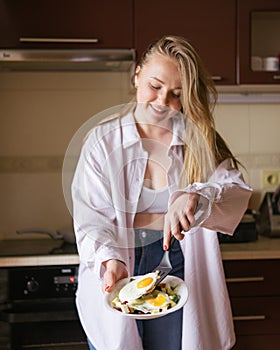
top-left (90, 105), bottom-right (135, 136)
top-left (83, 116), bottom-right (121, 149)
top-left (83, 109), bottom-right (136, 151)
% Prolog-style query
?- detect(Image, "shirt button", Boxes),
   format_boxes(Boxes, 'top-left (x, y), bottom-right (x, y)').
top-left (141, 231), bottom-right (147, 238)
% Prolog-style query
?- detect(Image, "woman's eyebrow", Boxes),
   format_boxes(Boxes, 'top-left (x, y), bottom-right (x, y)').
top-left (150, 76), bottom-right (164, 83)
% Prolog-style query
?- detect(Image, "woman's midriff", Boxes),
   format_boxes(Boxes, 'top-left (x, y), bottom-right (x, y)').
top-left (133, 212), bottom-right (165, 230)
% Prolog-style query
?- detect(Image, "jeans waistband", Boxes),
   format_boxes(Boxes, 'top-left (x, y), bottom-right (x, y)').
top-left (134, 228), bottom-right (163, 247)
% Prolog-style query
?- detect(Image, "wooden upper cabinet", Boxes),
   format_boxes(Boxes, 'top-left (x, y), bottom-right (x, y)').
top-left (238, 0), bottom-right (280, 84)
top-left (0, 0), bottom-right (133, 49)
top-left (134, 0), bottom-right (237, 85)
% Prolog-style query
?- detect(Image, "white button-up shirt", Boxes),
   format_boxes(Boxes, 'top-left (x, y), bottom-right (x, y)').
top-left (72, 110), bottom-right (252, 350)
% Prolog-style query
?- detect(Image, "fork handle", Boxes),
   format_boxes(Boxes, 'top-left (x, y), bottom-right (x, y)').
top-left (168, 235), bottom-right (177, 251)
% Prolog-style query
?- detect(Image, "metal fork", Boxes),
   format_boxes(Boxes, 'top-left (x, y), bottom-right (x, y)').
top-left (153, 235), bottom-right (177, 286)
top-left (153, 202), bottom-right (203, 285)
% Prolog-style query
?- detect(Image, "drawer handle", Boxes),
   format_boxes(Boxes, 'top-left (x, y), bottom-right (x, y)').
top-left (233, 315), bottom-right (266, 321)
top-left (226, 277), bottom-right (264, 283)
top-left (273, 75), bottom-right (280, 80)
top-left (211, 76), bottom-right (223, 81)
top-left (19, 37), bottom-right (99, 44)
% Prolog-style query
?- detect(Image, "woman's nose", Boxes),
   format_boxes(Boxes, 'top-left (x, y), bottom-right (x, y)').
top-left (157, 91), bottom-right (168, 106)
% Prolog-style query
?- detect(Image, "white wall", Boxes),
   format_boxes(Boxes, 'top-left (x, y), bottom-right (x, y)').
top-left (0, 72), bottom-right (279, 239)
top-left (215, 103), bottom-right (280, 208)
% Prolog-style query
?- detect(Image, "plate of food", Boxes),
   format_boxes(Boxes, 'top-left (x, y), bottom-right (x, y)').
top-left (104, 271), bottom-right (189, 320)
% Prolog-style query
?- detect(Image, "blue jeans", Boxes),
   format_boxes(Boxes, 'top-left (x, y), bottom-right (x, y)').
top-left (87, 339), bottom-right (96, 350)
top-left (134, 229), bottom-right (184, 350)
top-left (88, 229), bottom-right (184, 350)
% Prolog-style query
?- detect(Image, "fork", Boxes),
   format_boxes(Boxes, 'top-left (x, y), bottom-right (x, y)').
top-left (153, 235), bottom-right (177, 286)
top-left (153, 202), bottom-right (203, 285)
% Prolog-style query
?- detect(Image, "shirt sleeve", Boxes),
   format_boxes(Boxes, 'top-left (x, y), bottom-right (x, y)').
top-left (71, 131), bottom-right (127, 278)
top-left (169, 159), bottom-right (253, 235)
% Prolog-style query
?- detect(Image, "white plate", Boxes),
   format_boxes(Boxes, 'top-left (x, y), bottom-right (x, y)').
top-left (104, 275), bottom-right (189, 320)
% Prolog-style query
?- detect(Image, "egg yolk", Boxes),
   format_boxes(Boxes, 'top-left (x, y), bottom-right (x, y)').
top-left (137, 277), bottom-right (153, 289)
top-left (148, 294), bottom-right (166, 307)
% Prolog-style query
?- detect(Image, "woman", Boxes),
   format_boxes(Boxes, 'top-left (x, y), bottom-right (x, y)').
top-left (71, 35), bottom-right (252, 350)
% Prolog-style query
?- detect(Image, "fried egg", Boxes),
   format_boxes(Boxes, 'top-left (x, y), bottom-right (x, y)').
top-left (119, 272), bottom-right (159, 303)
top-left (130, 291), bottom-right (174, 314)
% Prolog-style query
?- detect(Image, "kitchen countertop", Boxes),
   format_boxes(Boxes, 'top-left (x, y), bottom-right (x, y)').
top-left (0, 254), bottom-right (80, 267)
top-left (0, 239), bottom-right (80, 267)
top-left (220, 234), bottom-right (280, 260)
top-left (0, 235), bottom-right (279, 267)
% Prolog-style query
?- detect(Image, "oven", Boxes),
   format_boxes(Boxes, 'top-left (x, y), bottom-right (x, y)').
top-left (0, 239), bottom-right (88, 350)
top-left (0, 265), bottom-right (88, 350)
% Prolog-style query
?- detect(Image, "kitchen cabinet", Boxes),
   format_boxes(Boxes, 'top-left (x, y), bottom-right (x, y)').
top-left (134, 0), bottom-right (237, 85)
top-left (0, 0), bottom-right (133, 49)
top-left (223, 259), bottom-right (280, 349)
top-left (238, 0), bottom-right (280, 84)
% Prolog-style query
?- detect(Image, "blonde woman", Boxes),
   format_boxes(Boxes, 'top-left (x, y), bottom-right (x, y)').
top-left (72, 35), bottom-right (252, 350)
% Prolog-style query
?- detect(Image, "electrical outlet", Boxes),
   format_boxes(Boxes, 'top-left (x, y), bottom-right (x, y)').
top-left (262, 170), bottom-right (280, 189)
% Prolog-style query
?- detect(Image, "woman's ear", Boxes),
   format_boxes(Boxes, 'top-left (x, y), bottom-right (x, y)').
top-left (134, 65), bottom-right (141, 88)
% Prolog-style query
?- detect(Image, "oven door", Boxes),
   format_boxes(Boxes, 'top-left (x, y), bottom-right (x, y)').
top-left (0, 299), bottom-right (88, 350)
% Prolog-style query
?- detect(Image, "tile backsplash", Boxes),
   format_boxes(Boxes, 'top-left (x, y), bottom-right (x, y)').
top-left (0, 72), bottom-right (279, 239)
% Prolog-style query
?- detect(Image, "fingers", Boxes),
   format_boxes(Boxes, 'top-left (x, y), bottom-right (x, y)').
top-left (102, 259), bottom-right (128, 293)
top-left (163, 216), bottom-right (184, 251)
top-left (163, 193), bottom-right (200, 250)
top-left (179, 213), bottom-right (193, 231)
top-left (163, 220), bottom-right (172, 250)
top-left (103, 270), bottom-right (115, 293)
top-left (164, 207), bottom-right (193, 239)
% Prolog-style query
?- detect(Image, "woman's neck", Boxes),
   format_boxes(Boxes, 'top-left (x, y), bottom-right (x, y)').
top-left (136, 121), bottom-right (173, 146)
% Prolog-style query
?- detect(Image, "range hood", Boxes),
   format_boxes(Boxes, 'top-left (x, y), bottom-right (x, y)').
top-left (0, 48), bottom-right (136, 72)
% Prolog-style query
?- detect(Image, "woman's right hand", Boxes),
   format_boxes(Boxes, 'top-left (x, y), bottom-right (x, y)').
top-left (102, 259), bottom-right (128, 293)
top-left (163, 192), bottom-right (200, 249)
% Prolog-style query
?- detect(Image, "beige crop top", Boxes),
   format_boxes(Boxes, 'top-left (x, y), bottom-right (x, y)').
top-left (136, 186), bottom-right (169, 213)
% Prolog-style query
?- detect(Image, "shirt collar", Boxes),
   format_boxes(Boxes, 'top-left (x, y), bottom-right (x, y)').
top-left (121, 112), bottom-right (141, 149)
top-left (121, 109), bottom-right (186, 149)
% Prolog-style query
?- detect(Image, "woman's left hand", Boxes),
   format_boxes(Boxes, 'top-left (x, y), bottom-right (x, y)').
top-left (102, 259), bottom-right (128, 293)
top-left (163, 192), bottom-right (200, 250)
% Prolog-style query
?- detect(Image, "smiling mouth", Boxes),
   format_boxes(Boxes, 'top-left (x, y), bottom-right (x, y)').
top-left (150, 104), bottom-right (169, 114)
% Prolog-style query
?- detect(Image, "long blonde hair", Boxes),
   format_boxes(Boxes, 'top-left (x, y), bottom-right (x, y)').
top-left (136, 35), bottom-right (239, 185)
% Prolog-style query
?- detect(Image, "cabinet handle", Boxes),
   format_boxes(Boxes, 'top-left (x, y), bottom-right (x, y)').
top-left (211, 76), bottom-right (223, 81)
top-left (233, 315), bottom-right (266, 321)
top-left (226, 277), bottom-right (264, 283)
top-left (273, 75), bottom-right (280, 80)
top-left (19, 37), bottom-right (99, 44)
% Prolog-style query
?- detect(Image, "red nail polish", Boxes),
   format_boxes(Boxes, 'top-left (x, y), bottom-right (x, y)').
top-left (163, 245), bottom-right (167, 251)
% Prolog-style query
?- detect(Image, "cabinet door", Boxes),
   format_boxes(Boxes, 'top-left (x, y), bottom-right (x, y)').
top-left (238, 0), bottom-right (280, 84)
top-left (0, 0), bottom-right (133, 49)
top-left (223, 260), bottom-right (280, 297)
top-left (224, 260), bottom-right (280, 349)
top-left (232, 335), bottom-right (280, 350)
top-left (231, 296), bottom-right (280, 349)
top-left (134, 0), bottom-right (236, 85)
top-left (231, 296), bottom-right (280, 335)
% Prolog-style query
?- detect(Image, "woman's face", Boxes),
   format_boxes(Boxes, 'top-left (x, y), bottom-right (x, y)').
top-left (134, 54), bottom-right (182, 125)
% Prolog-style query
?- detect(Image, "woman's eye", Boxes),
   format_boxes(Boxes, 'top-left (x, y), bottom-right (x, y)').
top-left (150, 83), bottom-right (160, 90)
top-left (172, 92), bottom-right (181, 98)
